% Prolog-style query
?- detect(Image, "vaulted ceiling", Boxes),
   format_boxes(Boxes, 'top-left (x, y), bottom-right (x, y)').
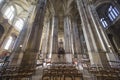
top-left (6, 0), bottom-right (37, 19)
top-left (45, 0), bottom-right (79, 38)
top-left (5, 0), bottom-right (98, 38)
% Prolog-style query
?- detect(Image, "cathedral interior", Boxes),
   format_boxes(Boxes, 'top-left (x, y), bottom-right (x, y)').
top-left (0, 0), bottom-right (120, 80)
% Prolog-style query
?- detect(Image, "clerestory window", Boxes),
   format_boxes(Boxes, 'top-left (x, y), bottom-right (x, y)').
top-left (4, 6), bottom-right (15, 21)
top-left (100, 18), bottom-right (108, 28)
top-left (15, 19), bottom-right (24, 31)
top-left (0, 0), bottom-right (3, 3)
top-left (108, 5), bottom-right (119, 21)
top-left (4, 36), bottom-right (13, 50)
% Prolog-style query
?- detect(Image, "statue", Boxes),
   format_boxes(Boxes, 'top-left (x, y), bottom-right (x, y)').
top-left (58, 47), bottom-right (65, 58)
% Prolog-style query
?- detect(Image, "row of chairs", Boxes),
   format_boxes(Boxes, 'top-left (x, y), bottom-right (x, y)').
top-left (42, 63), bottom-right (83, 80)
top-left (51, 62), bottom-right (73, 64)
top-left (0, 65), bottom-right (35, 80)
top-left (88, 66), bottom-right (120, 80)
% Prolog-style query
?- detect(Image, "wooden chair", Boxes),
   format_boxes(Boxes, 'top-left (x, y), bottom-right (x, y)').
top-left (50, 68), bottom-right (59, 80)
top-left (42, 69), bottom-right (51, 80)
top-left (71, 69), bottom-right (83, 80)
top-left (1, 66), bottom-right (19, 79)
top-left (57, 68), bottom-right (64, 80)
top-left (17, 68), bottom-right (34, 80)
top-left (63, 69), bottom-right (73, 80)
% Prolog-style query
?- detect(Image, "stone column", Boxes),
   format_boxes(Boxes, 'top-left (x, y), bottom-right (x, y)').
top-left (78, 25), bottom-right (87, 54)
top-left (48, 16), bottom-right (57, 58)
top-left (76, 0), bottom-right (103, 66)
top-left (45, 22), bottom-right (50, 54)
top-left (64, 16), bottom-right (73, 54)
top-left (41, 26), bottom-right (46, 56)
top-left (69, 20), bottom-right (75, 55)
top-left (41, 20), bottom-right (50, 58)
top-left (47, 19), bottom-right (52, 58)
top-left (20, 0), bottom-right (47, 66)
top-left (9, 5), bottom-right (36, 65)
top-left (52, 16), bottom-right (58, 54)
top-left (72, 20), bottom-right (81, 55)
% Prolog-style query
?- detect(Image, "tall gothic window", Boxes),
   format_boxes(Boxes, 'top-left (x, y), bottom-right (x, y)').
top-left (4, 6), bottom-right (15, 21)
top-left (108, 5), bottom-right (119, 21)
top-left (15, 19), bottom-right (24, 31)
top-left (100, 18), bottom-right (108, 28)
top-left (4, 36), bottom-right (13, 50)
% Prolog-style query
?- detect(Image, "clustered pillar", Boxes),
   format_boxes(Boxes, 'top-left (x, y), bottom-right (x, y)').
top-left (64, 16), bottom-right (73, 54)
top-left (76, 0), bottom-right (102, 66)
top-left (52, 16), bottom-right (58, 54)
top-left (72, 19), bottom-right (81, 56)
top-left (20, 0), bottom-right (47, 67)
top-left (48, 16), bottom-right (58, 58)
top-left (76, 0), bottom-right (120, 68)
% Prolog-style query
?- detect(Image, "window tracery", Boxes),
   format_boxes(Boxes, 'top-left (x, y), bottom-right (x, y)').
top-left (4, 36), bottom-right (13, 50)
top-left (100, 18), bottom-right (108, 28)
top-left (0, 0), bottom-right (3, 3)
top-left (14, 19), bottom-right (24, 31)
top-left (4, 6), bottom-right (15, 21)
top-left (108, 6), bottom-right (119, 21)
